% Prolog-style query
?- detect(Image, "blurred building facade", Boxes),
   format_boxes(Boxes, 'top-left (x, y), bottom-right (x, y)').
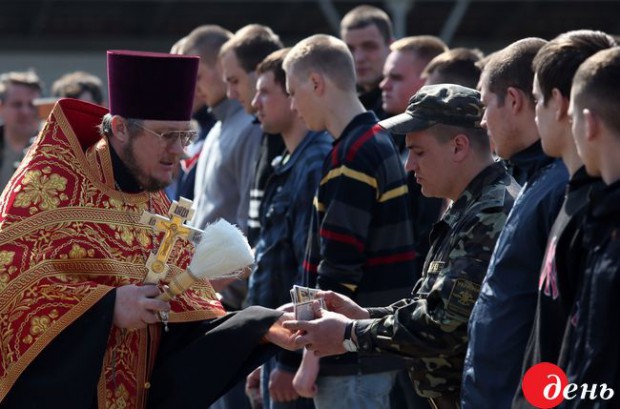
top-left (0, 0), bottom-right (616, 98)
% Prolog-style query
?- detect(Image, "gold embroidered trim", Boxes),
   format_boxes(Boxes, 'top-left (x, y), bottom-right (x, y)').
top-left (0, 287), bottom-right (111, 401)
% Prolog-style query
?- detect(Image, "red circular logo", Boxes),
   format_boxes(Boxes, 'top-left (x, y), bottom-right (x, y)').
top-left (522, 362), bottom-right (568, 408)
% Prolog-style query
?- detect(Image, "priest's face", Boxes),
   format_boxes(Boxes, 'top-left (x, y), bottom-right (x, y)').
top-left (121, 119), bottom-right (191, 191)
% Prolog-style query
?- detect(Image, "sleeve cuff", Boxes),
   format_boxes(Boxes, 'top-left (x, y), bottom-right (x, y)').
top-left (275, 349), bottom-right (303, 369)
top-left (367, 307), bottom-right (393, 319)
top-left (354, 318), bottom-right (378, 352)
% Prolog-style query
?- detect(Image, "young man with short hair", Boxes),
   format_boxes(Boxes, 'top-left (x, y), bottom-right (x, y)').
top-left (462, 38), bottom-right (570, 409)
top-left (284, 83), bottom-right (520, 409)
top-left (248, 47), bottom-right (331, 409)
top-left (283, 34), bottom-right (418, 409)
top-left (511, 30), bottom-right (616, 409)
top-left (340, 5), bottom-right (393, 118)
top-left (557, 46), bottom-right (620, 408)
top-left (422, 47), bottom-right (484, 89)
top-left (380, 35), bottom-right (448, 117)
top-left (219, 23), bottom-right (286, 248)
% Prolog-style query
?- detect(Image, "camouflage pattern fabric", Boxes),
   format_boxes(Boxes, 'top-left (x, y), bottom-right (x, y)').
top-left (355, 162), bottom-right (521, 398)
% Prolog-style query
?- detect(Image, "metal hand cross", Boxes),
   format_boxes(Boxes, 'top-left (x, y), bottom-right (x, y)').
top-left (139, 197), bottom-right (203, 284)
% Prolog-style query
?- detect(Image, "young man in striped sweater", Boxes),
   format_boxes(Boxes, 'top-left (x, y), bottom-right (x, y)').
top-left (282, 34), bottom-right (419, 409)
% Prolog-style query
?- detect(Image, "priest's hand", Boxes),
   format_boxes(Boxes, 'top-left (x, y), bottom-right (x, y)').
top-left (318, 290), bottom-right (369, 319)
top-left (263, 312), bottom-right (299, 351)
top-left (113, 284), bottom-right (171, 330)
top-left (283, 303), bottom-right (351, 357)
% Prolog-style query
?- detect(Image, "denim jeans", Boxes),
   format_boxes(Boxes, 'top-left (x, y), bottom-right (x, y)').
top-left (314, 371), bottom-right (398, 409)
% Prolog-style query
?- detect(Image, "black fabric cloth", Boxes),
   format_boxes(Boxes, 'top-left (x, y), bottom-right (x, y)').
top-left (2, 295), bottom-right (282, 409)
top-left (1, 292), bottom-right (115, 409)
top-left (512, 167), bottom-right (604, 408)
top-left (147, 306), bottom-right (282, 409)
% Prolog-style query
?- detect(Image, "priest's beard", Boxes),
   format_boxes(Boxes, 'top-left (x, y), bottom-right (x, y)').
top-left (121, 137), bottom-right (169, 192)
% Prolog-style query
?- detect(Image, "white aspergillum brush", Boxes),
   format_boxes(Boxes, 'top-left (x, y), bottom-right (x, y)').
top-left (157, 219), bottom-right (254, 301)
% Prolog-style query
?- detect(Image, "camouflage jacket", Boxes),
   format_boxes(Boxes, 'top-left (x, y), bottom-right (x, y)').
top-left (354, 162), bottom-right (521, 398)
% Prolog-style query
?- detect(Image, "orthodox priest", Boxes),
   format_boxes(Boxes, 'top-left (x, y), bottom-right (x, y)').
top-left (0, 50), bottom-right (292, 409)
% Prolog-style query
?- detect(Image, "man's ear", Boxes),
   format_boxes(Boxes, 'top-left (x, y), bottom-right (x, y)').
top-left (110, 116), bottom-right (129, 143)
top-left (551, 88), bottom-right (569, 121)
top-left (584, 108), bottom-right (599, 142)
top-left (452, 133), bottom-right (470, 162)
top-left (309, 72), bottom-right (325, 96)
top-left (506, 86), bottom-right (524, 114)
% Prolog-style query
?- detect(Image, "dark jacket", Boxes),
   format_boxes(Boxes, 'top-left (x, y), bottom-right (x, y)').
top-left (512, 167), bottom-right (604, 408)
top-left (249, 131), bottom-right (332, 309)
top-left (462, 141), bottom-right (569, 409)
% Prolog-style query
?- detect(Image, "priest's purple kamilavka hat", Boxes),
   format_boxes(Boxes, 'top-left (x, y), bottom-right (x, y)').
top-left (107, 50), bottom-right (198, 121)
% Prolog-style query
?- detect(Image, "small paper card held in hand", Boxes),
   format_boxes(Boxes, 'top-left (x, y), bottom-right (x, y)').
top-left (290, 285), bottom-right (325, 320)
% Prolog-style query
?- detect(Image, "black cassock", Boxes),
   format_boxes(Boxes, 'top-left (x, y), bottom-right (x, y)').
top-left (2, 292), bottom-right (281, 409)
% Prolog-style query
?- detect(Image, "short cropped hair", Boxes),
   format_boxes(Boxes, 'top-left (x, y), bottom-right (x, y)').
top-left (340, 5), bottom-right (393, 44)
top-left (0, 70), bottom-right (43, 102)
top-left (572, 47), bottom-right (620, 135)
top-left (390, 35), bottom-right (448, 61)
top-left (422, 48), bottom-right (484, 89)
top-left (220, 24), bottom-right (283, 73)
top-left (481, 37), bottom-right (547, 106)
top-left (430, 123), bottom-right (491, 154)
top-left (51, 71), bottom-right (104, 105)
top-left (256, 48), bottom-right (291, 94)
top-left (533, 30), bottom-right (616, 105)
top-left (283, 34), bottom-right (356, 92)
top-left (183, 25), bottom-right (233, 66)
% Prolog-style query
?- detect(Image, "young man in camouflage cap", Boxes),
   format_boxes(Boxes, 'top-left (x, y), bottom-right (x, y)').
top-left (283, 84), bottom-right (521, 409)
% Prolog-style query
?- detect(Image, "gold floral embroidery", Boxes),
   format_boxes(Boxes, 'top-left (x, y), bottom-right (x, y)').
top-left (30, 310), bottom-right (59, 336)
top-left (0, 250), bottom-right (15, 267)
top-left (0, 250), bottom-right (15, 292)
top-left (107, 383), bottom-right (131, 409)
top-left (14, 167), bottom-right (68, 213)
top-left (112, 225), bottom-right (151, 248)
top-left (68, 244), bottom-right (95, 259)
top-left (23, 310), bottom-right (60, 344)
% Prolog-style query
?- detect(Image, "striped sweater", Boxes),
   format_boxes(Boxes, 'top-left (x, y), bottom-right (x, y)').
top-left (303, 112), bottom-right (419, 375)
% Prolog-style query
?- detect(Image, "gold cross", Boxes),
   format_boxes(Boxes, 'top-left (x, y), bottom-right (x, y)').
top-left (139, 197), bottom-right (203, 284)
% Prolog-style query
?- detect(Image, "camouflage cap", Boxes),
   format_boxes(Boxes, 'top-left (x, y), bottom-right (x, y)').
top-left (378, 84), bottom-right (484, 134)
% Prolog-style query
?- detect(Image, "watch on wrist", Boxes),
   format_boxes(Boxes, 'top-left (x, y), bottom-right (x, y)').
top-left (342, 321), bottom-right (358, 352)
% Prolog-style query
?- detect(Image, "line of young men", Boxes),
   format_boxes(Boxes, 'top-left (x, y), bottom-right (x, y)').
top-left (280, 28), bottom-right (620, 409)
top-left (175, 7), bottom-right (480, 409)
top-left (174, 5), bottom-right (509, 409)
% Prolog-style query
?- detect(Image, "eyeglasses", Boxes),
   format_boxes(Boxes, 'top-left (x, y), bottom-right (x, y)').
top-left (134, 122), bottom-right (197, 148)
